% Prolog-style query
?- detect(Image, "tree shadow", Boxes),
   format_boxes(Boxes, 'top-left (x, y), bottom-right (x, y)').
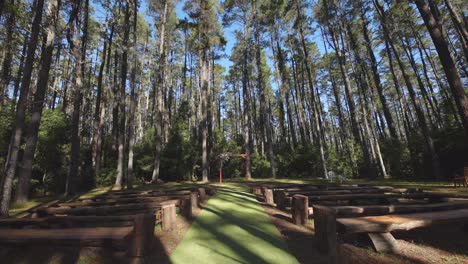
top-left (170, 188), bottom-right (298, 263)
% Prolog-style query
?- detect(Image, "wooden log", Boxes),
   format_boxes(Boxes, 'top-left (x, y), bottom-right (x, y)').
top-left (313, 205), bottom-right (338, 259)
top-left (179, 195), bottom-right (193, 219)
top-left (38, 200), bottom-right (178, 216)
top-left (253, 187), bottom-right (263, 195)
top-left (128, 213), bottom-right (155, 258)
top-left (59, 196), bottom-right (184, 208)
top-left (161, 204), bottom-right (176, 231)
top-left (292, 195), bottom-right (308, 225)
top-left (308, 192), bottom-right (432, 202)
top-left (276, 191), bottom-right (287, 209)
top-left (264, 189), bottom-right (274, 205)
top-left (198, 188), bottom-right (206, 202)
top-left (190, 191), bottom-right (199, 210)
top-left (78, 191), bottom-right (191, 201)
top-left (368, 233), bottom-right (399, 253)
top-left (336, 209), bottom-right (468, 234)
top-left (0, 226), bottom-right (133, 242)
top-left (0, 215), bottom-right (138, 229)
top-left (331, 201), bottom-right (468, 217)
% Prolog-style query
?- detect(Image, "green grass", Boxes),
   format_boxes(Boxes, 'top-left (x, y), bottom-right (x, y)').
top-left (170, 183), bottom-right (299, 264)
top-left (9, 196), bottom-right (64, 217)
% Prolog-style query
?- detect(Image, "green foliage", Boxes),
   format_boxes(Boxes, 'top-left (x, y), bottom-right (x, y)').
top-left (0, 105), bottom-right (14, 170)
top-left (251, 153), bottom-right (271, 178)
top-left (134, 127), bottom-right (157, 181)
top-left (161, 101), bottom-right (197, 181)
top-left (326, 147), bottom-right (354, 178)
top-left (96, 168), bottom-right (117, 187)
top-left (34, 110), bottom-right (70, 194)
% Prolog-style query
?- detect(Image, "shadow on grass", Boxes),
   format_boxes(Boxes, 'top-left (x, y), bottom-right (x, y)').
top-left (171, 186), bottom-right (298, 264)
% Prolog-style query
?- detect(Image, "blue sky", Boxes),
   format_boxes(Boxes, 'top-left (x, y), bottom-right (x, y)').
top-left (92, 0), bottom-right (329, 89)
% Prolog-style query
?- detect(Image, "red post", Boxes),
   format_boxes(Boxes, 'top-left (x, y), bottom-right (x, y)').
top-left (243, 154), bottom-right (250, 181)
top-left (219, 162), bottom-right (223, 184)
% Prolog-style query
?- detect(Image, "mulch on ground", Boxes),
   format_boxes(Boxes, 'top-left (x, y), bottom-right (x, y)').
top-left (263, 201), bottom-right (468, 264)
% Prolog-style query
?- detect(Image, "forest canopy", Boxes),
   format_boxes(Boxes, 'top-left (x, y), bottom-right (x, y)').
top-left (0, 0), bottom-right (467, 216)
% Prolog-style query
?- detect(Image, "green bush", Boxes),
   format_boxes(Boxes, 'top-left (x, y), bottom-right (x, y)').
top-left (34, 110), bottom-right (70, 194)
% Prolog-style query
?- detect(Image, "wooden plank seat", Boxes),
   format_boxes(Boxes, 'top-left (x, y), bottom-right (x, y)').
top-left (109, 187), bottom-right (197, 195)
top-left (308, 192), bottom-right (435, 203)
top-left (313, 204), bottom-right (468, 259)
top-left (59, 193), bottom-right (198, 219)
top-left (34, 200), bottom-right (178, 231)
top-left (336, 208), bottom-right (468, 234)
top-left (0, 226), bottom-right (132, 241)
top-left (79, 191), bottom-right (192, 201)
top-left (0, 214), bottom-right (154, 259)
top-left (280, 189), bottom-right (423, 209)
top-left (331, 200), bottom-right (468, 217)
top-left (291, 194), bottom-right (466, 225)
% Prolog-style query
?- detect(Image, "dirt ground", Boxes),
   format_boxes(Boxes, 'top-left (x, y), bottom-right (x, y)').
top-left (263, 202), bottom-right (468, 264)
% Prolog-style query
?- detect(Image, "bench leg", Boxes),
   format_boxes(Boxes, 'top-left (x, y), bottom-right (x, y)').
top-left (198, 188), bottom-right (206, 203)
top-left (191, 191), bottom-right (199, 210)
top-left (276, 191), bottom-right (286, 210)
top-left (292, 195), bottom-right (308, 225)
top-left (368, 233), bottom-right (399, 253)
top-left (128, 213), bottom-right (155, 258)
top-left (180, 198), bottom-right (193, 219)
top-left (313, 205), bottom-right (338, 261)
top-left (264, 189), bottom-right (274, 205)
top-left (162, 204), bottom-right (176, 231)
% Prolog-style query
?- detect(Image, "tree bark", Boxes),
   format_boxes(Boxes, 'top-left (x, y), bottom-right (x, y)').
top-left (115, 1), bottom-right (131, 189)
top-left (415, 0), bottom-right (468, 146)
top-left (0, 0), bottom-right (45, 216)
top-left (0, 0), bottom-right (16, 106)
top-left (15, 0), bottom-right (61, 202)
top-left (127, 0), bottom-right (138, 189)
top-left (151, 0), bottom-right (168, 183)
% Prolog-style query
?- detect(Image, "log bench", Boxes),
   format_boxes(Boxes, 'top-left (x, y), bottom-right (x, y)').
top-left (34, 200), bottom-right (177, 231)
top-left (0, 214), bottom-right (155, 259)
top-left (79, 191), bottom-right (192, 201)
top-left (283, 189), bottom-right (424, 210)
top-left (291, 193), bottom-right (464, 225)
top-left (313, 205), bottom-right (468, 258)
top-left (59, 193), bottom-right (198, 220)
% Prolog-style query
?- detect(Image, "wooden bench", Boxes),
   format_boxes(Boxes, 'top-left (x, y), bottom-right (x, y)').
top-left (60, 193), bottom-right (198, 220)
top-left (313, 205), bottom-right (468, 258)
top-left (284, 189), bottom-right (424, 210)
top-left (34, 200), bottom-right (177, 231)
top-left (291, 192), bottom-right (466, 225)
top-left (79, 191), bottom-right (191, 201)
top-left (0, 213), bottom-right (155, 259)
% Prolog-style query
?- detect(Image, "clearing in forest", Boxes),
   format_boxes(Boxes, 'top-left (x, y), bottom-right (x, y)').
top-left (170, 184), bottom-right (299, 264)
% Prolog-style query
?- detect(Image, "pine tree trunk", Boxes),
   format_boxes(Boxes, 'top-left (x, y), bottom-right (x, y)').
top-left (115, 1), bottom-right (131, 189)
top-left (151, 0), bottom-right (168, 183)
top-left (15, 0), bottom-right (60, 202)
top-left (0, 0), bottom-right (45, 216)
top-left (415, 0), bottom-right (468, 145)
top-left (92, 2), bottom-right (113, 181)
top-left (242, 46), bottom-right (252, 180)
top-left (0, 0), bottom-right (16, 106)
top-left (361, 10), bottom-right (397, 140)
top-left (127, 0), bottom-right (138, 189)
top-left (442, 0), bottom-right (468, 63)
top-left (66, 0), bottom-right (87, 195)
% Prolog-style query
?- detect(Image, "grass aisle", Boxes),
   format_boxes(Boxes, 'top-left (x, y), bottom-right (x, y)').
top-left (170, 184), bottom-right (299, 264)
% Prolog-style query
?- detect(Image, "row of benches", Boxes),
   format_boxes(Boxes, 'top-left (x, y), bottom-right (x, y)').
top-left (0, 186), bottom-right (212, 262)
top-left (253, 183), bottom-right (468, 262)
